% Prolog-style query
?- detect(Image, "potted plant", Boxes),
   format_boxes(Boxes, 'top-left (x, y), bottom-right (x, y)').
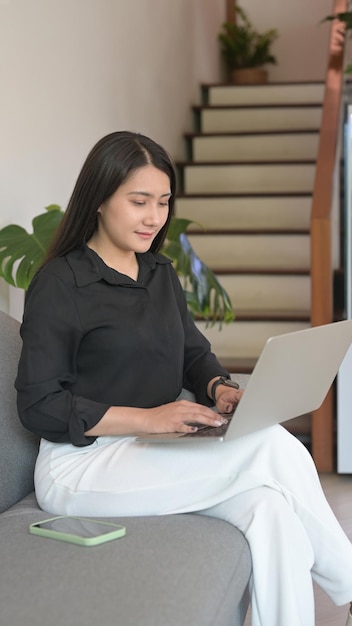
top-left (0, 205), bottom-right (234, 327)
top-left (218, 4), bottom-right (278, 84)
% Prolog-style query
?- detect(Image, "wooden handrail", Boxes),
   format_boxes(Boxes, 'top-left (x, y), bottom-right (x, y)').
top-left (226, 0), bottom-right (236, 23)
top-left (310, 0), bottom-right (347, 471)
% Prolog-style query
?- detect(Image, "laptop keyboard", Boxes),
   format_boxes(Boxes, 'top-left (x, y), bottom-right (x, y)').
top-left (184, 415), bottom-right (233, 438)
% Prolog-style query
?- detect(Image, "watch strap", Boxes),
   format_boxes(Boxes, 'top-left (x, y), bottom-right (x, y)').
top-left (211, 376), bottom-right (239, 404)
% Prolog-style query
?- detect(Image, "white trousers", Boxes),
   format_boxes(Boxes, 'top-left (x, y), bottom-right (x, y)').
top-left (35, 425), bottom-right (352, 626)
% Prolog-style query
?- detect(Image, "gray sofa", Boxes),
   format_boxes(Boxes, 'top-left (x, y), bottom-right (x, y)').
top-left (0, 310), bottom-right (251, 626)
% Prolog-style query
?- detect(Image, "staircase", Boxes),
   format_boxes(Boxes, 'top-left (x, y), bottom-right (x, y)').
top-left (174, 81), bottom-right (326, 443)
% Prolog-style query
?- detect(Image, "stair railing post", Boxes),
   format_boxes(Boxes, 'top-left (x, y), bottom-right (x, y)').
top-left (310, 0), bottom-right (347, 472)
top-left (226, 0), bottom-right (236, 24)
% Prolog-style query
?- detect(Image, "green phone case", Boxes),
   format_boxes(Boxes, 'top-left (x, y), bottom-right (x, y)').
top-left (29, 516), bottom-right (126, 546)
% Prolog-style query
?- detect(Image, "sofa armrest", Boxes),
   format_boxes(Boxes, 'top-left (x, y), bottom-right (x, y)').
top-left (0, 312), bottom-right (39, 513)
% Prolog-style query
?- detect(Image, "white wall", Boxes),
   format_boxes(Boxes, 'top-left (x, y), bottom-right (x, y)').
top-left (0, 0), bottom-right (335, 316)
top-left (241, 0), bottom-right (334, 82)
top-left (0, 0), bottom-right (224, 314)
top-left (0, 0), bottom-right (224, 228)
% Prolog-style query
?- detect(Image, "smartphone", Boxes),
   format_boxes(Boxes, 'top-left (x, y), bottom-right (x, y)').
top-left (29, 516), bottom-right (126, 547)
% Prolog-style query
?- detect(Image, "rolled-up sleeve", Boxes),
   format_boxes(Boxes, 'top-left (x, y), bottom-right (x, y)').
top-left (15, 271), bottom-right (109, 446)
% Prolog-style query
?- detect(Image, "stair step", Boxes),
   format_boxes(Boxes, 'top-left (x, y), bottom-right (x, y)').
top-left (196, 320), bottom-right (310, 360)
top-left (183, 83), bottom-right (321, 449)
top-left (188, 233), bottom-right (310, 270)
top-left (197, 106), bottom-right (322, 134)
top-left (216, 274), bottom-right (310, 314)
top-left (205, 82), bottom-right (324, 107)
top-left (188, 132), bottom-right (319, 162)
top-left (176, 195), bottom-right (311, 231)
top-left (181, 162), bottom-right (316, 194)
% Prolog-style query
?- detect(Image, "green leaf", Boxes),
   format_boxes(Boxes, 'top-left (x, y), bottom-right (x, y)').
top-left (322, 12), bottom-right (352, 29)
top-left (163, 218), bottom-right (235, 327)
top-left (0, 206), bottom-right (64, 289)
top-left (45, 204), bottom-right (62, 212)
top-left (166, 217), bottom-right (202, 240)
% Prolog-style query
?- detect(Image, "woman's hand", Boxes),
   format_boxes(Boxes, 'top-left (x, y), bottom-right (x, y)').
top-left (85, 401), bottom-right (227, 437)
top-left (142, 400), bottom-right (228, 434)
top-left (214, 386), bottom-right (244, 416)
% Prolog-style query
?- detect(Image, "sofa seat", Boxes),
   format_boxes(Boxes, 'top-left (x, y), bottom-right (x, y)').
top-left (1, 492), bottom-right (251, 626)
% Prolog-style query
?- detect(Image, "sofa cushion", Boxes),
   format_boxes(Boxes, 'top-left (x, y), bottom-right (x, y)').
top-left (0, 311), bottom-right (39, 513)
top-left (0, 493), bottom-right (251, 626)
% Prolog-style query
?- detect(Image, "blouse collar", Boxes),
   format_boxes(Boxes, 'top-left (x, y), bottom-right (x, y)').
top-left (65, 244), bottom-right (171, 288)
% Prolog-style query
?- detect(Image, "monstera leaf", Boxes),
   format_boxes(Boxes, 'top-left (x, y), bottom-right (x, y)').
top-left (0, 207), bottom-right (234, 326)
top-left (0, 205), bottom-right (64, 289)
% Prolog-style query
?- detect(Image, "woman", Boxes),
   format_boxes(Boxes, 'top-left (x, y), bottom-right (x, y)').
top-left (16, 131), bottom-right (352, 626)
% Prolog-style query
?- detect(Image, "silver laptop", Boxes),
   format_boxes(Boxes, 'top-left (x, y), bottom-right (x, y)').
top-left (136, 320), bottom-right (352, 443)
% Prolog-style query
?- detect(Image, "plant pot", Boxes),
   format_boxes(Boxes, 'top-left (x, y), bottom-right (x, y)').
top-left (230, 68), bottom-right (268, 85)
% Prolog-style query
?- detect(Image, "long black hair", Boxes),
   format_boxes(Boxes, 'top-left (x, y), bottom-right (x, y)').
top-left (44, 131), bottom-right (176, 264)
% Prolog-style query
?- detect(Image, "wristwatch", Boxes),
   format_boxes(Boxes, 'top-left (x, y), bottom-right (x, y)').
top-left (211, 376), bottom-right (239, 404)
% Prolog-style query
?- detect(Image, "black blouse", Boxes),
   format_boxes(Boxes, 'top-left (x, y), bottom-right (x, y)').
top-left (15, 245), bottom-right (229, 446)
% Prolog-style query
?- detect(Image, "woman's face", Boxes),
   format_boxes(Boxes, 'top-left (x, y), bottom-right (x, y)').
top-left (96, 165), bottom-right (171, 257)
